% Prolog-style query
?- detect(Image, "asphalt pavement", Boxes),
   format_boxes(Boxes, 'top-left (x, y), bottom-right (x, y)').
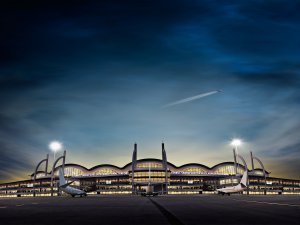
top-left (0, 195), bottom-right (299, 225)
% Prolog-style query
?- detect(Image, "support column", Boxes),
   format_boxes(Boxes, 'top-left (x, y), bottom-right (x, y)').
top-left (62, 150), bottom-right (66, 172)
top-left (131, 143), bottom-right (137, 195)
top-left (162, 143), bottom-right (168, 194)
top-left (233, 148), bottom-right (237, 175)
top-left (250, 151), bottom-right (255, 171)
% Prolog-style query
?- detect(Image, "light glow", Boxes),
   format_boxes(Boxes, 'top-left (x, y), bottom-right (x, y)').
top-left (49, 141), bottom-right (62, 152)
top-left (231, 139), bottom-right (242, 147)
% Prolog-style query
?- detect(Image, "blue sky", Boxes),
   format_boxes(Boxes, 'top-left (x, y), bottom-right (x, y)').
top-left (1, 0), bottom-right (300, 182)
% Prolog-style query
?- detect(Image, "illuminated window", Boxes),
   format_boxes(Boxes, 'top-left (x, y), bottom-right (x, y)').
top-left (93, 168), bottom-right (117, 175)
top-left (182, 167), bottom-right (207, 173)
top-left (136, 163), bottom-right (163, 168)
top-left (253, 170), bottom-right (264, 176)
top-left (214, 165), bottom-right (244, 175)
top-left (54, 167), bottom-right (84, 176)
top-left (134, 171), bottom-right (166, 177)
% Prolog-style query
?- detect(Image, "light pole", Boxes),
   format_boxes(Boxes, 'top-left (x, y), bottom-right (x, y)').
top-left (49, 141), bottom-right (62, 161)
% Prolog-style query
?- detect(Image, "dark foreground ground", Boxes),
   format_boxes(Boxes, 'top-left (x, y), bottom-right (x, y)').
top-left (1, 195), bottom-right (300, 225)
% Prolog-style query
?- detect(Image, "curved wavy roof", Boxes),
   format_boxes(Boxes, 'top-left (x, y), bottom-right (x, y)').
top-left (175, 163), bottom-right (211, 170)
top-left (48, 159), bottom-right (269, 174)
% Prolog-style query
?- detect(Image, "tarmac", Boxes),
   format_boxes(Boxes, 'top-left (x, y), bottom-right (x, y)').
top-left (1, 195), bottom-right (300, 225)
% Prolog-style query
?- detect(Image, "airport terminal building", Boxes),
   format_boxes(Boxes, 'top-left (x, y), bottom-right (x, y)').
top-left (1, 143), bottom-right (300, 197)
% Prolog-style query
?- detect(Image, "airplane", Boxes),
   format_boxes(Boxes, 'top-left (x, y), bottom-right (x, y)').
top-left (59, 168), bottom-right (87, 197)
top-left (216, 171), bottom-right (248, 196)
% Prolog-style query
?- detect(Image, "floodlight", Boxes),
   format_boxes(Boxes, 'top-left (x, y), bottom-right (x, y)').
top-left (49, 141), bottom-right (62, 152)
top-left (231, 139), bottom-right (242, 147)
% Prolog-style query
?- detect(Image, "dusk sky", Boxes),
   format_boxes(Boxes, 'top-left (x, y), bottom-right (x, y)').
top-left (1, 0), bottom-right (300, 182)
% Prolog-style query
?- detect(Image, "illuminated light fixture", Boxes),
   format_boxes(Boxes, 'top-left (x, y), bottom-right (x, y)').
top-left (49, 141), bottom-right (62, 161)
top-left (49, 141), bottom-right (62, 152)
top-left (231, 139), bottom-right (242, 147)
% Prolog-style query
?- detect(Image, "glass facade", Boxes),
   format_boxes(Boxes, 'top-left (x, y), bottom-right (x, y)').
top-left (136, 162), bottom-right (163, 168)
top-left (54, 167), bottom-right (84, 177)
top-left (93, 168), bottom-right (117, 175)
top-left (1, 160), bottom-right (300, 197)
top-left (213, 165), bottom-right (244, 175)
top-left (133, 171), bottom-right (166, 177)
top-left (182, 167), bottom-right (208, 173)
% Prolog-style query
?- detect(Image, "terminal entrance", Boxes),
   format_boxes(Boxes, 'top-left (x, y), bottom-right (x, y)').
top-left (134, 183), bottom-right (167, 195)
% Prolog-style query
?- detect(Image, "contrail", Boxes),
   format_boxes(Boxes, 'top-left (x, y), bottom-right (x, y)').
top-left (163, 90), bottom-right (221, 108)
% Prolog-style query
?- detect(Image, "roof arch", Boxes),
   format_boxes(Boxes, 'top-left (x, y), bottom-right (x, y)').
top-left (43, 159), bottom-right (270, 176)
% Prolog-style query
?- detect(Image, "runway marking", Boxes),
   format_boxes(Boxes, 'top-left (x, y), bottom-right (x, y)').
top-left (232, 199), bottom-right (300, 207)
top-left (0, 206), bottom-right (7, 209)
top-left (148, 197), bottom-right (185, 225)
top-left (16, 204), bottom-right (24, 207)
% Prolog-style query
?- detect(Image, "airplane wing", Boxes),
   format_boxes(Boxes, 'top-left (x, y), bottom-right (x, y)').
top-left (60, 181), bottom-right (75, 188)
top-left (82, 185), bottom-right (97, 192)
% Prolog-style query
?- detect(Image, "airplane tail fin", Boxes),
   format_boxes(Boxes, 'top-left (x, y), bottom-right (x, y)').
top-left (240, 171), bottom-right (248, 187)
top-left (59, 168), bottom-right (66, 187)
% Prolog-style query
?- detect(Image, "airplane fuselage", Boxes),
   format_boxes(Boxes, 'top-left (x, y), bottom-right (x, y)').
top-left (60, 186), bottom-right (87, 197)
top-left (217, 184), bottom-right (245, 194)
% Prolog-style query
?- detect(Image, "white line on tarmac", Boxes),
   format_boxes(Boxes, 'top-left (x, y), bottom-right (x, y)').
top-left (232, 199), bottom-right (300, 207)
